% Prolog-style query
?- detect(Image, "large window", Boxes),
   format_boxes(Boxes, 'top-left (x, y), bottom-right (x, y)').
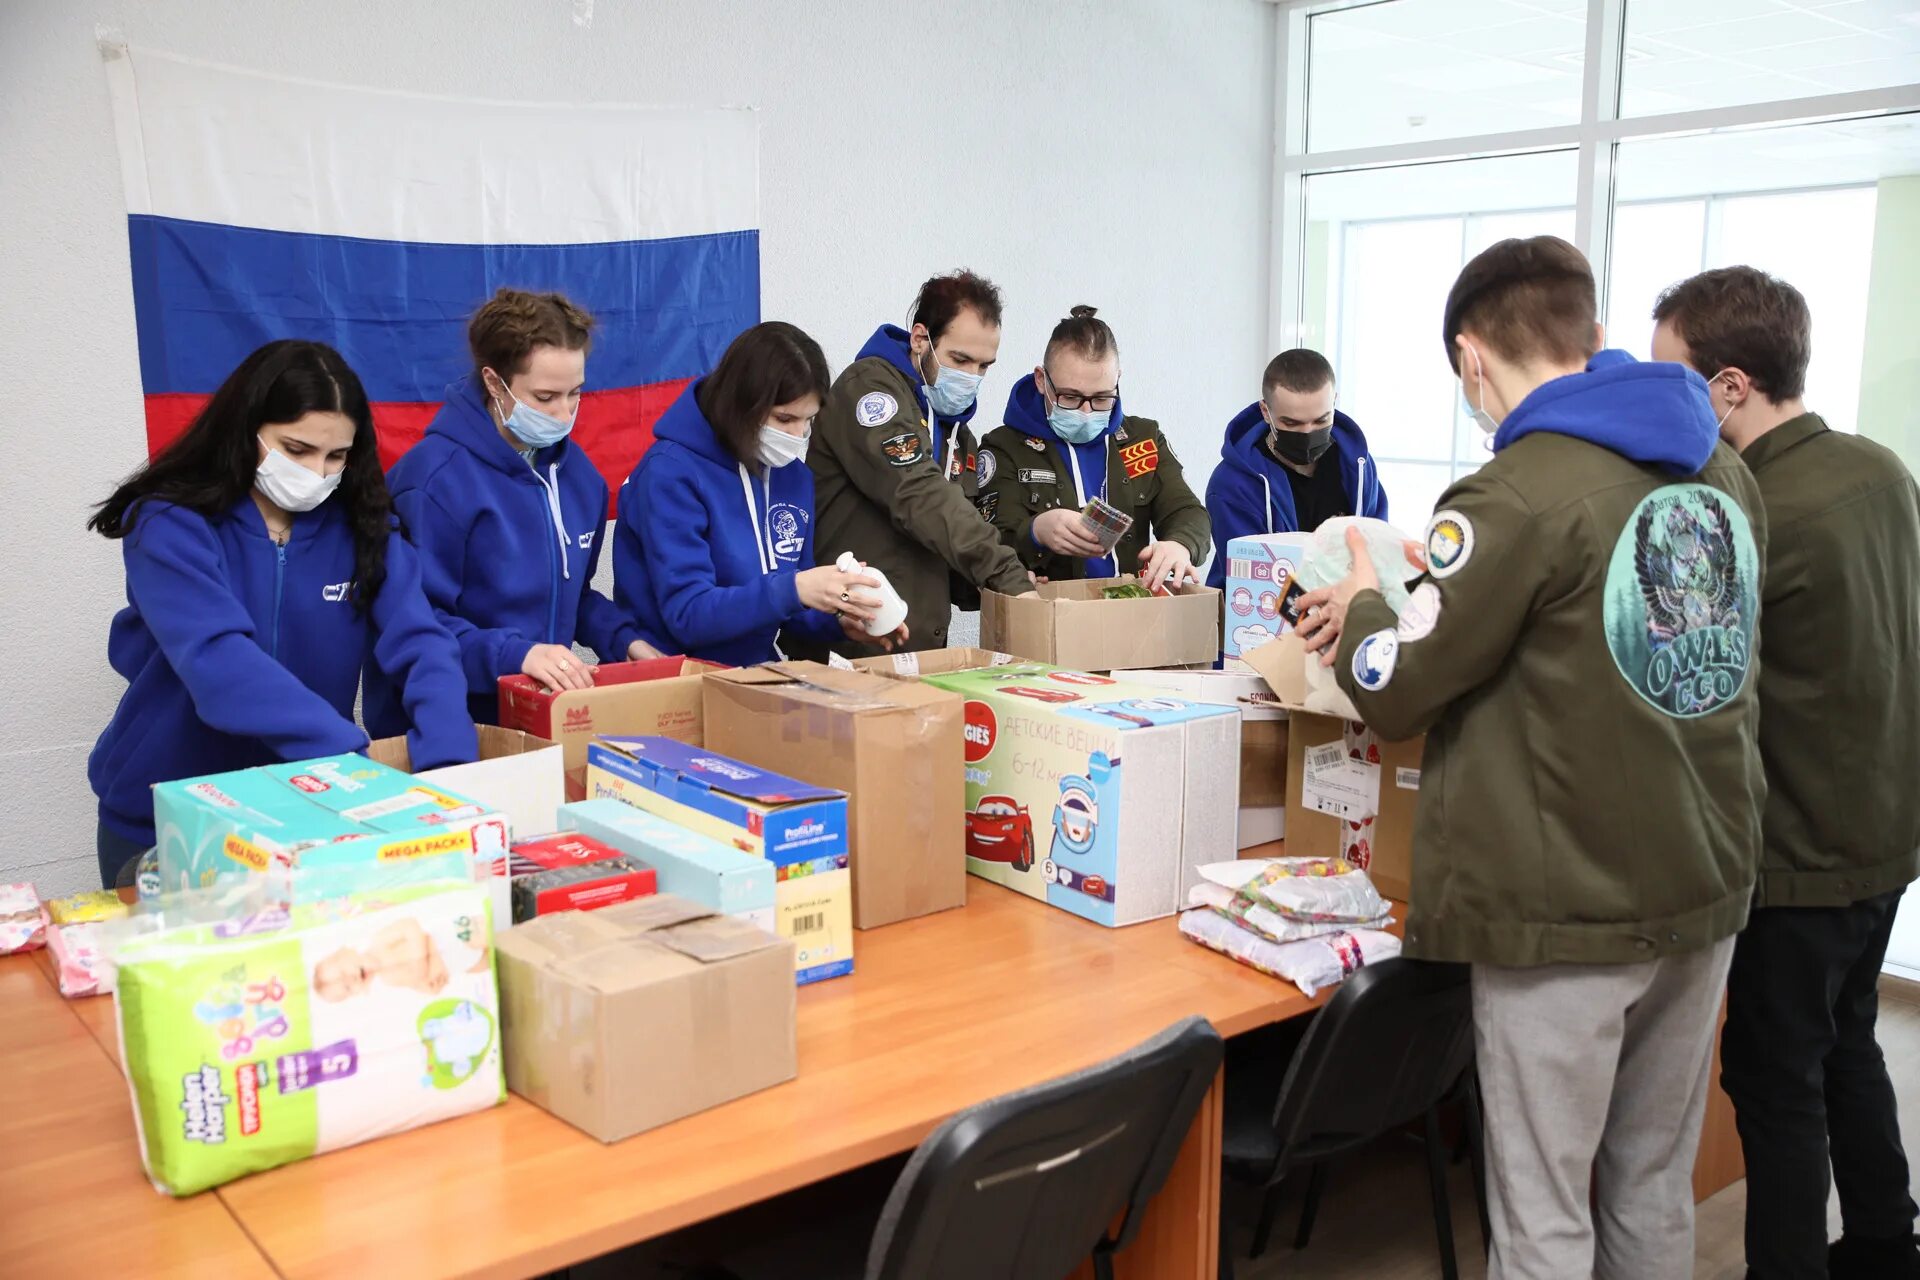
top-left (1274, 0), bottom-right (1920, 527)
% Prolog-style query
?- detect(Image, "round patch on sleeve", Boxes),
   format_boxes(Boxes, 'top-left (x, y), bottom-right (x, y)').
top-left (1395, 581), bottom-right (1443, 644)
top-left (855, 392), bottom-right (898, 428)
top-left (1425, 510), bottom-right (1474, 579)
top-left (976, 449), bottom-right (997, 485)
top-left (1351, 628), bottom-right (1400, 691)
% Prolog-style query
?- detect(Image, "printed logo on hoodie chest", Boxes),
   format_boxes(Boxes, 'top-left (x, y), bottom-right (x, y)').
top-left (768, 503), bottom-right (808, 562)
top-left (321, 582), bottom-right (353, 603)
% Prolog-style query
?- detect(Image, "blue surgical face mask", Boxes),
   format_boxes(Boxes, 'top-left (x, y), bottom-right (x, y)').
top-left (491, 375), bottom-right (575, 449)
top-left (921, 346), bottom-right (984, 418)
top-left (1048, 402), bottom-right (1110, 445)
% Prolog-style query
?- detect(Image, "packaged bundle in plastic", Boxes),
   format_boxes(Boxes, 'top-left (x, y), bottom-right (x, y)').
top-left (115, 879), bottom-right (503, 1196)
top-left (51, 921), bottom-right (116, 997)
top-left (1180, 908), bottom-right (1400, 996)
top-left (1290, 516), bottom-right (1423, 717)
top-left (1, 883), bottom-right (47, 954)
top-left (1195, 857), bottom-right (1390, 924)
top-left (1185, 882), bottom-right (1390, 945)
top-left (47, 890), bottom-right (131, 925)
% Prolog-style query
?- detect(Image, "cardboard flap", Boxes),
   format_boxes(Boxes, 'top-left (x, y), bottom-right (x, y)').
top-left (655, 913), bottom-right (785, 962)
top-left (712, 663), bottom-right (898, 713)
top-left (598, 893), bottom-right (716, 933)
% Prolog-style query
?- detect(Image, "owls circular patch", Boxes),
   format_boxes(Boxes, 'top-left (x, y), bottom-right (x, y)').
top-left (855, 392), bottom-right (898, 427)
top-left (1603, 484), bottom-right (1759, 719)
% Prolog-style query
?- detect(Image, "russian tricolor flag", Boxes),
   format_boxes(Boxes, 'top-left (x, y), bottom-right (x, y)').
top-left (104, 47), bottom-right (759, 504)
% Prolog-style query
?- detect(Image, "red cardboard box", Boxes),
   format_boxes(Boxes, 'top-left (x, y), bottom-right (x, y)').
top-left (510, 833), bottom-right (658, 922)
top-left (499, 657), bottom-right (725, 801)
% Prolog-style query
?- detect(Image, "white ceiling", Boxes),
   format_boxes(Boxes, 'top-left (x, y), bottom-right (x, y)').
top-left (1304, 0), bottom-right (1920, 153)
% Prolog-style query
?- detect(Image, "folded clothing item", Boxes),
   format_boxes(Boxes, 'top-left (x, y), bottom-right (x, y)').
top-left (1185, 882), bottom-right (1391, 945)
top-left (51, 921), bottom-right (115, 998)
top-left (1195, 857), bottom-right (1390, 924)
top-left (1, 883), bottom-right (46, 954)
top-left (116, 880), bottom-right (503, 1196)
top-left (1180, 908), bottom-right (1401, 997)
top-left (47, 890), bottom-right (131, 925)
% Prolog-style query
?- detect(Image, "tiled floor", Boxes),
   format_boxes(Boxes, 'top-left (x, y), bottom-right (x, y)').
top-left (1226, 979), bottom-right (1920, 1280)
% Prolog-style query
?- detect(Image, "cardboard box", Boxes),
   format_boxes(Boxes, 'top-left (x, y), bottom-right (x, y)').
top-left (561, 799), bottom-right (776, 934)
top-left (497, 894), bottom-right (795, 1144)
top-left (509, 833), bottom-right (657, 922)
top-left (153, 755), bottom-right (509, 902)
top-left (702, 663), bottom-right (966, 930)
top-left (909, 659), bottom-right (1240, 927)
top-left (581, 741), bottom-right (853, 985)
top-left (980, 578), bottom-right (1222, 671)
top-left (851, 647), bottom-right (1023, 680)
top-left (367, 724), bottom-right (561, 926)
top-left (1221, 532), bottom-right (1315, 665)
top-left (1112, 667), bottom-right (1291, 850)
top-left (1243, 633), bottom-right (1424, 902)
top-left (498, 657), bottom-right (725, 802)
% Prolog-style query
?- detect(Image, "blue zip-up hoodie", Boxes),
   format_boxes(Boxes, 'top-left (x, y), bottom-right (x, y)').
top-left (855, 325), bottom-right (977, 475)
top-left (1003, 376), bottom-right (1126, 578)
top-left (612, 379), bottom-right (843, 667)
top-left (1493, 348), bottom-right (1720, 472)
top-left (89, 496), bottom-right (477, 847)
top-left (1204, 404), bottom-right (1387, 589)
top-left (368, 378), bottom-right (632, 727)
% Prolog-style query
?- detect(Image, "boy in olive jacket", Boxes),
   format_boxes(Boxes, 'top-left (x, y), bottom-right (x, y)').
top-left (975, 307), bottom-right (1211, 589)
top-left (1300, 238), bottom-right (1766, 1280)
top-left (1656, 267), bottom-right (1920, 1280)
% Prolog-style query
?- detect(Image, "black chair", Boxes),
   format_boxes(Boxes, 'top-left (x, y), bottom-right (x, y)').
top-left (864, 1014), bottom-right (1223, 1280)
top-left (1221, 958), bottom-right (1486, 1279)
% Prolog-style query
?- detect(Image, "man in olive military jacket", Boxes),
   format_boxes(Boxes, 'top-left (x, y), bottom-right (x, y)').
top-left (974, 306), bottom-right (1210, 588)
top-left (1657, 266), bottom-right (1920, 1280)
top-left (1300, 237), bottom-right (1767, 1280)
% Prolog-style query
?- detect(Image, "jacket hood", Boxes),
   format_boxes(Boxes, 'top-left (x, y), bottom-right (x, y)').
top-left (1495, 349), bottom-right (1719, 475)
top-left (652, 378), bottom-right (738, 470)
top-left (428, 377), bottom-right (578, 477)
top-left (1003, 373), bottom-right (1124, 443)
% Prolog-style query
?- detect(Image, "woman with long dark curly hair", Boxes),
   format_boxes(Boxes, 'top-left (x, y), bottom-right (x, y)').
top-left (87, 340), bottom-right (477, 887)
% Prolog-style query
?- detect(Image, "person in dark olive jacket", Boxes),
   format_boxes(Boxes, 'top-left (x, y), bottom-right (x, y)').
top-left (975, 306), bottom-right (1210, 588)
top-left (1299, 237), bottom-right (1766, 1280)
top-left (1655, 266), bottom-right (1920, 1280)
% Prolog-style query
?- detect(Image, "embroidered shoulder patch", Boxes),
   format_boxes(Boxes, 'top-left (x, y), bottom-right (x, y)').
top-left (975, 491), bottom-right (1000, 523)
top-left (1395, 582), bottom-right (1442, 644)
top-left (1351, 628), bottom-right (1399, 691)
top-left (1119, 438), bottom-right (1159, 480)
top-left (1426, 510), bottom-right (1473, 579)
top-left (855, 392), bottom-right (898, 427)
top-left (880, 431), bottom-right (926, 467)
top-left (1603, 484), bottom-right (1759, 718)
top-left (976, 450), bottom-right (997, 485)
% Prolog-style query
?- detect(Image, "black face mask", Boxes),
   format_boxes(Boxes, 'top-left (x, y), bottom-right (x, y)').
top-left (1268, 424), bottom-right (1333, 466)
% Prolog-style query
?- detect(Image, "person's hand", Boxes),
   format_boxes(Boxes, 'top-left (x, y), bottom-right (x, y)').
top-left (626, 637), bottom-right (663, 661)
top-left (524, 643), bottom-right (594, 692)
top-left (839, 614), bottom-right (911, 651)
top-left (1032, 508), bottom-right (1107, 558)
top-left (1137, 542), bottom-right (1197, 593)
top-left (1017, 590), bottom-right (1042, 599)
top-left (796, 563), bottom-right (881, 622)
top-left (1295, 527), bottom-right (1381, 667)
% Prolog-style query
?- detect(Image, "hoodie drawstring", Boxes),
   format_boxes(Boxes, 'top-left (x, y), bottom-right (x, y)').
top-left (1261, 475), bottom-right (1274, 535)
top-left (530, 461), bottom-right (572, 581)
top-left (1356, 456), bottom-right (1369, 515)
top-left (737, 463), bottom-right (775, 576)
top-left (1065, 441), bottom-right (1116, 578)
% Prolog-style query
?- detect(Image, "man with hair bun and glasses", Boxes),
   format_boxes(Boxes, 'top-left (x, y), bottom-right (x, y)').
top-left (1205, 347), bottom-right (1387, 589)
top-left (795, 269), bottom-right (1036, 657)
top-left (1297, 236), bottom-right (1768, 1279)
top-left (1655, 265), bottom-right (1920, 1280)
top-left (974, 305), bottom-right (1210, 589)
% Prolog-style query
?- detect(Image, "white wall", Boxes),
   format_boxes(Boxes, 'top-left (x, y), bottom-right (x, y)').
top-left (0, 0), bottom-right (1277, 893)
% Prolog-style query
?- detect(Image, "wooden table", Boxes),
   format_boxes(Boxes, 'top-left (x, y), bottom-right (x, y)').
top-left (0, 878), bottom-right (1329, 1280)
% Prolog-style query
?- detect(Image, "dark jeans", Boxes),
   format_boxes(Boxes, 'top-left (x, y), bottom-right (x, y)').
top-left (1722, 887), bottom-right (1918, 1278)
top-left (96, 822), bottom-right (149, 890)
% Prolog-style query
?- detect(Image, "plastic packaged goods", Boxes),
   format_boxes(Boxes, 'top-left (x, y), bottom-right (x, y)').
top-left (51, 922), bottom-right (115, 997)
top-left (1184, 882), bottom-right (1390, 945)
top-left (0, 883), bottom-right (47, 954)
top-left (1295, 516), bottom-right (1423, 615)
top-left (46, 890), bottom-right (132, 925)
top-left (115, 879), bottom-right (503, 1196)
top-left (1179, 909), bottom-right (1401, 996)
top-left (1194, 857), bottom-right (1390, 925)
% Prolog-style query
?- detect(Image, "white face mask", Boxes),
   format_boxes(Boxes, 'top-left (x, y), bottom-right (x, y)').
top-left (1460, 342), bottom-right (1501, 436)
top-left (1707, 368), bottom-right (1738, 434)
top-left (255, 441), bottom-right (343, 513)
top-left (755, 423), bottom-right (811, 469)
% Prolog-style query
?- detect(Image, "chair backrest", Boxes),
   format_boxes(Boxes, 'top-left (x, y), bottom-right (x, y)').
top-left (1269, 958), bottom-right (1474, 1166)
top-left (864, 1015), bottom-right (1224, 1280)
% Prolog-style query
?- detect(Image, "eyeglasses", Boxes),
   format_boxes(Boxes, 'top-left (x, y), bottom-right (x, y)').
top-left (1044, 370), bottom-right (1119, 413)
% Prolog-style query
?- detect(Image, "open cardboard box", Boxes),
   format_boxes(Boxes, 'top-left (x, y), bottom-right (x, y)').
top-left (497, 657), bottom-right (724, 801)
top-left (702, 663), bottom-right (966, 930)
top-left (1242, 633), bottom-right (1423, 902)
top-left (981, 577), bottom-right (1221, 671)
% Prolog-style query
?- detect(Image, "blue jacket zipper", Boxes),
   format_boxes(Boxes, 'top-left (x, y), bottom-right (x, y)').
top-left (270, 539), bottom-right (288, 660)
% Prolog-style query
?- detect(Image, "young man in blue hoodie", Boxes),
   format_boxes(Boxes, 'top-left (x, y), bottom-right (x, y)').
top-left (366, 290), bottom-right (641, 730)
top-left (1298, 237), bottom-right (1767, 1279)
top-left (1205, 349), bottom-right (1387, 589)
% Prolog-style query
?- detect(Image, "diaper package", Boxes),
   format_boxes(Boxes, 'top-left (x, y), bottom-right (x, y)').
top-left (1, 883), bottom-right (46, 954)
top-left (51, 921), bottom-right (115, 998)
top-left (1295, 516), bottom-right (1422, 615)
top-left (114, 880), bottom-right (503, 1196)
top-left (1180, 909), bottom-right (1401, 996)
top-left (1185, 882), bottom-right (1390, 945)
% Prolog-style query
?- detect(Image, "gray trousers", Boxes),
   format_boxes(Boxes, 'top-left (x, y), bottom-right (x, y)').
top-left (1473, 938), bottom-right (1736, 1280)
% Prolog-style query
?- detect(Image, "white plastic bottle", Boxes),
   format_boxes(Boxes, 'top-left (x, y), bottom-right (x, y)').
top-left (836, 551), bottom-right (908, 636)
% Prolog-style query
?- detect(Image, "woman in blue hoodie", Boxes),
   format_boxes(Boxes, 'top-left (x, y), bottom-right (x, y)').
top-left (87, 341), bottom-right (477, 887)
top-left (366, 289), bottom-right (646, 731)
top-left (613, 322), bottom-right (908, 666)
